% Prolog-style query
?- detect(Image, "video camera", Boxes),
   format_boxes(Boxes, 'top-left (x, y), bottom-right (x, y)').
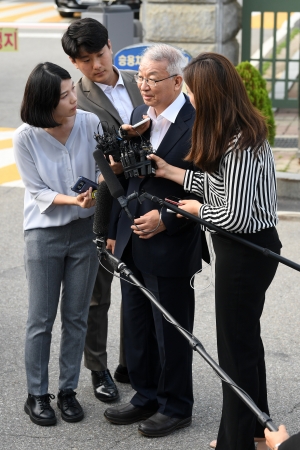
top-left (94, 123), bottom-right (156, 179)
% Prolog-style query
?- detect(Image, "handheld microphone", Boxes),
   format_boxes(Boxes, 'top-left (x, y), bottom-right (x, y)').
top-left (93, 148), bottom-right (125, 199)
top-left (93, 148), bottom-right (134, 222)
top-left (93, 181), bottom-right (113, 238)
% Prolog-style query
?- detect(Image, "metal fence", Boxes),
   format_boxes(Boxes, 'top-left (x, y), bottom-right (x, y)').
top-left (242, 0), bottom-right (300, 109)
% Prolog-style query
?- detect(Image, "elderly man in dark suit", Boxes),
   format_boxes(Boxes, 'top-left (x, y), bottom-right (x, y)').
top-left (62, 18), bottom-right (145, 403)
top-left (104, 44), bottom-right (206, 438)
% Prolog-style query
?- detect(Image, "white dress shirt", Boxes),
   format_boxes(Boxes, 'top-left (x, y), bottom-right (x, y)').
top-left (13, 110), bottom-right (101, 230)
top-left (147, 92), bottom-right (186, 151)
top-left (95, 66), bottom-right (134, 124)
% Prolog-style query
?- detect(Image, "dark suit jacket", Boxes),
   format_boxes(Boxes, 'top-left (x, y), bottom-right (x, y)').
top-left (110, 97), bottom-right (204, 278)
top-left (280, 432), bottom-right (300, 450)
top-left (75, 70), bottom-right (143, 130)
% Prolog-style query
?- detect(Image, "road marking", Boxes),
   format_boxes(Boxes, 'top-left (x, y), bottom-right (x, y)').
top-left (17, 12), bottom-right (63, 23)
top-left (0, 2), bottom-right (63, 23)
top-left (0, 139), bottom-right (13, 150)
top-left (0, 3), bottom-right (53, 18)
top-left (2, 6), bottom-right (60, 22)
top-left (0, 128), bottom-right (23, 187)
top-left (0, 164), bottom-right (23, 186)
top-left (0, 128), bottom-right (15, 133)
top-left (0, 148), bottom-right (15, 169)
top-left (0, 2), bottom-right (36, 13)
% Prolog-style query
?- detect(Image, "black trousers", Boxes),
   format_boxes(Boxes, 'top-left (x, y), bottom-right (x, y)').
top-left (212, 227), bottom-right (282, 450)
top-left (120, 243), bottom-right (195, 419)
top-left (84, 259), bottom-right (114, 372)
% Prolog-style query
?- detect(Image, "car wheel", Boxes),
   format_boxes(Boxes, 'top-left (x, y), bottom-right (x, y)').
top-left (59, 11), bottom-right (74, 18)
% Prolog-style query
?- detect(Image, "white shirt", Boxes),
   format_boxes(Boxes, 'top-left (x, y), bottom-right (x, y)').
top-left (147, 92), bottom-right (186, 151)
top-left (95, 66), bottom-right (134, 124)
top-left (13, 110), bottom-right (101, 230)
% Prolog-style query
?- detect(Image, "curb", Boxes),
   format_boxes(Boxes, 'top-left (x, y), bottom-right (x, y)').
top-left (277, 211), bottom-right (300, 221)
top-left (276, 172), bottom-right (300, 200)
top-left (272, 147), bottom-right (299, 152)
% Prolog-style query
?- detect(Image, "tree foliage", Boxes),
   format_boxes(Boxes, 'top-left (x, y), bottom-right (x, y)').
top-left (236, 61), bottom-right (276, 145)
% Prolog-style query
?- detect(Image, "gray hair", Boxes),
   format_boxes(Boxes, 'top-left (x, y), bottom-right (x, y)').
top-left (141, 43), bottom-right (188, 76)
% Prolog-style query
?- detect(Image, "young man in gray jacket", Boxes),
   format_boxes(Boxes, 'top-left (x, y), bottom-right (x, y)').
top-left (62, 17), bottom-right (145, 403)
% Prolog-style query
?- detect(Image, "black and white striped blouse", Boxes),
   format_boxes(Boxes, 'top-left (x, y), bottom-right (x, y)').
top-left (183, 133), bottom-right (278, 234)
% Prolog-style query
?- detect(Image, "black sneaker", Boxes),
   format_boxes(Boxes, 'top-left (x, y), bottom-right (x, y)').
top-left (57, 389), bottom-right (84, 423)
top-left (114, 364), bottom-right (130, 384)
top-left (24, 393), bottom-right (57, 426)
top-left (91, 369), bottom-right (119, 402)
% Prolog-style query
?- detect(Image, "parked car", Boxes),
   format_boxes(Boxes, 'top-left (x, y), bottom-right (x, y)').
top-left (55, 0), bottom-right (141, 19)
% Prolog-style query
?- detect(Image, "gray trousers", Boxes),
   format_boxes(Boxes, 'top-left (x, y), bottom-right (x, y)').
top-left (24, 217), bottom-right (98, 395)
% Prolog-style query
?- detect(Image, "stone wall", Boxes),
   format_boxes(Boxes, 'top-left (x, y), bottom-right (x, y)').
top-left (140, 0), bottom-right (242, 65)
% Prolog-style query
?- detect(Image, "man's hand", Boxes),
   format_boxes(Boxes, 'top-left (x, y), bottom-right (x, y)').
top-left (108, 156), bottom-right (124, 175)
top-left (120, 115), bottom-right (150, 139)
top-left (131, 210), bottom-right (166, 239)
top-left (265, 425), bottom-right (290, 449)
top-left (106, 239), bottom-right (116, 254)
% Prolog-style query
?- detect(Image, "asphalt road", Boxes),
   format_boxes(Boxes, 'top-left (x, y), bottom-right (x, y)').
top-left (0, 185), bottom-right (300, 450)
top-left (1, 4), bottom-right (299, 447)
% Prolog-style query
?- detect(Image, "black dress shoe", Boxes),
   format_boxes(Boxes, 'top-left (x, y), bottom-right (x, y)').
top-left (57, 389), bottom-right (84, 423)
top-left (138, 412), bottom-right (192, 437)
top-left (24, 393), bottom-right (57, 426)
top-left (104, 402), bottom-right (158, 425)
top-left (91, 369), bottom-right (119, 402)
top-left (114, 364), bottom-right (130, 384)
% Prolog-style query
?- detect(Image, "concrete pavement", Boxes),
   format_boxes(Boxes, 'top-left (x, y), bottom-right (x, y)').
top-left (272, 109), bottom-right (300, 205)
top-left (0, 186), bottom-right (300, 450)
top-left (274, 109), bottom-right (298, 144)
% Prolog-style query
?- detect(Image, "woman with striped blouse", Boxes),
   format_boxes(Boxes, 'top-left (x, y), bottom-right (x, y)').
top-left (149, 52), bottom-right (282, 450)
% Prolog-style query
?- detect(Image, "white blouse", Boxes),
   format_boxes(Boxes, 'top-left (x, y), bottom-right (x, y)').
top-left (13, 110), bottom-right (101, 230)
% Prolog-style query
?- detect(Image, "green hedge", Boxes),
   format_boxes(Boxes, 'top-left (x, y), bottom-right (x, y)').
top-left (236, 61), bottom-right (276, 145)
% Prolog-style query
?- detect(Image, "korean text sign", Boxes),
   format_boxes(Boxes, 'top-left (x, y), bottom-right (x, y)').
top-left (0, 28), bottom-right (18, 52)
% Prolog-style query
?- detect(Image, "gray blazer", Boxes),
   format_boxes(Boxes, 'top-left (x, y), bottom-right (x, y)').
top-left (75, 70), bottom-right (143, 131)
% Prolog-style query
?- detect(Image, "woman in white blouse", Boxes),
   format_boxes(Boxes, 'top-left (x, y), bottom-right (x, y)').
top-left (149, 53), bottom-right (282, 450)
top-left (13, 62), bottom-right (101, 427)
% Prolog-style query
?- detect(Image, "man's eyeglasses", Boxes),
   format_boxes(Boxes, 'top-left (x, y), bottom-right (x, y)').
top-left (134, 73), bottom-right (178, 87)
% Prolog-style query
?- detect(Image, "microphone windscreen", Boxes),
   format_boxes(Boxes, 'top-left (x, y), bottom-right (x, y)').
top-left (93, 181), bottom-right (113, 237)
top-left (93, 148), bottom-right (125, 199)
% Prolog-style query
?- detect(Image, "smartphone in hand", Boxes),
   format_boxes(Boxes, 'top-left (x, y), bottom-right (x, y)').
top-left (71, 176), bottom-right (98, 196)
top-left (132, 117), bottom-right (150, 129)
top-left (165, 196), bottom-right (182, 206)
top-left (165, 196), bottom-right (182, 213)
